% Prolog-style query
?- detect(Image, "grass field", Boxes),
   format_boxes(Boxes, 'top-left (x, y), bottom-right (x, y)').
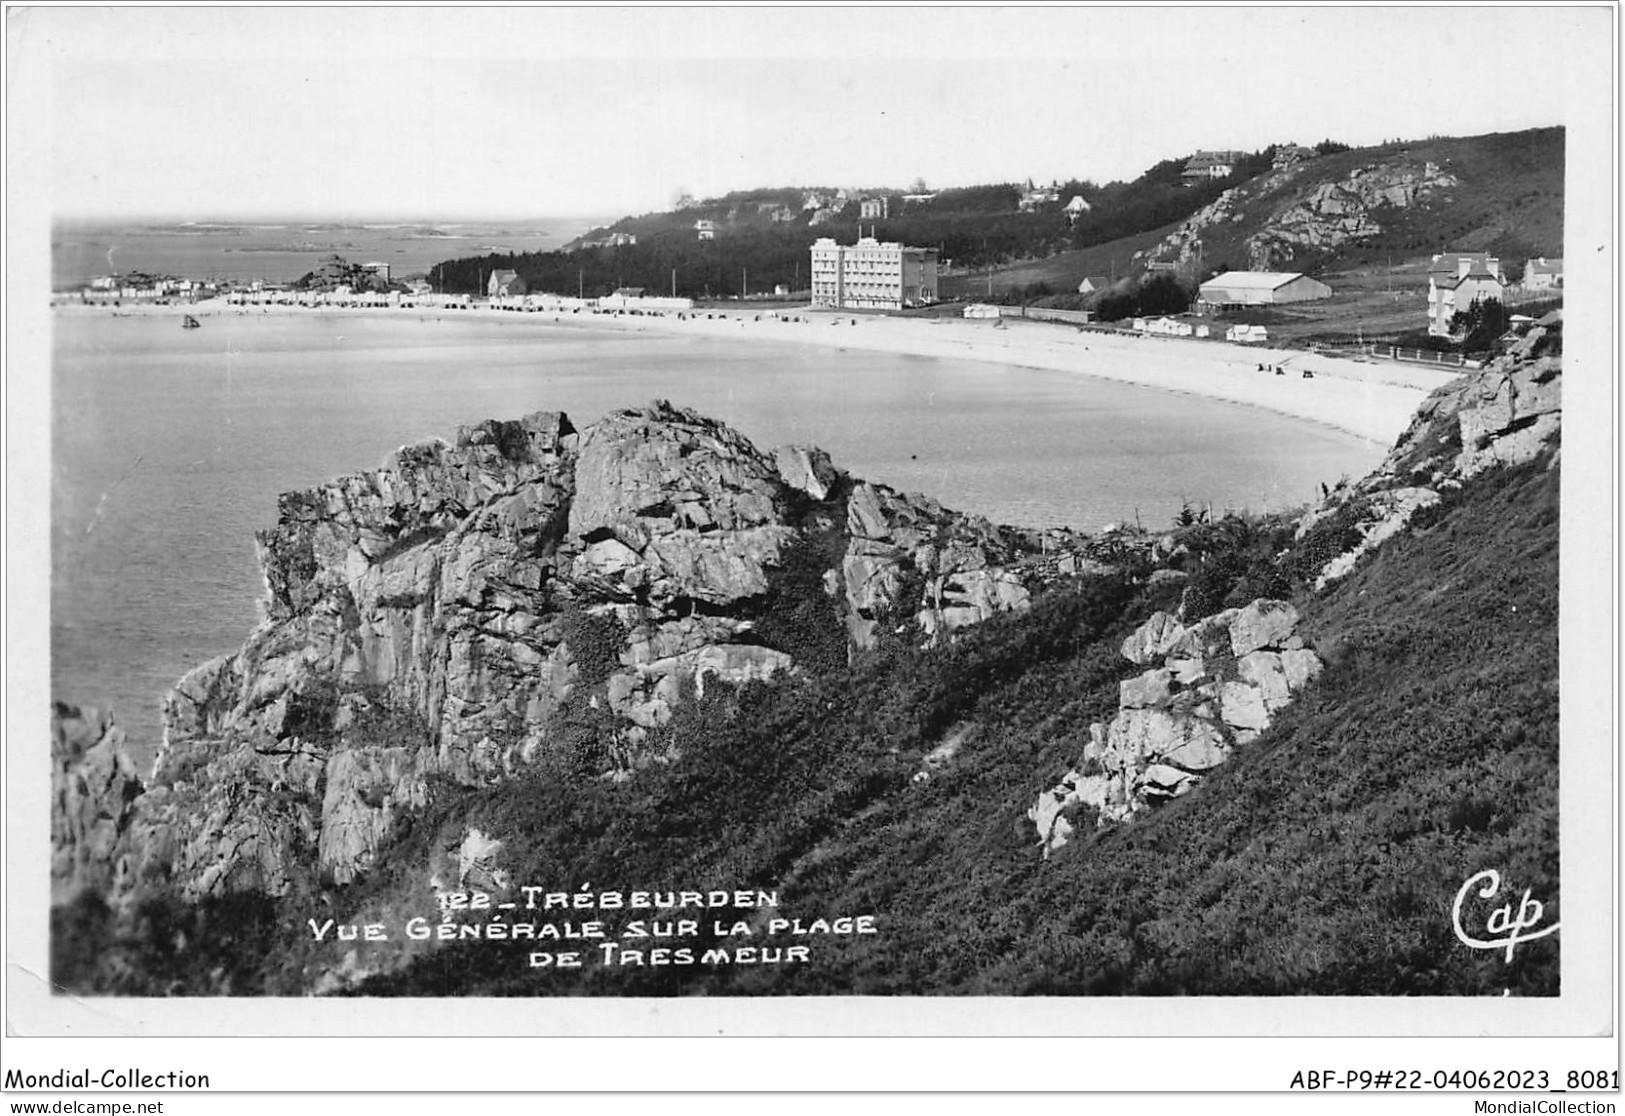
top-left (940, 224), bottom-right (1176, 301)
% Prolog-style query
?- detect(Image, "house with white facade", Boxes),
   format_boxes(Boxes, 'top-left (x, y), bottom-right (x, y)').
top-left (1522, 257), bottom-right (1564, 291)
top-left (811, 236), bottom-right (939, 311)
top-left (1181, 150), bottom-right (1243, 185)
top-left (1427, 253), bottom-right (1505, 336)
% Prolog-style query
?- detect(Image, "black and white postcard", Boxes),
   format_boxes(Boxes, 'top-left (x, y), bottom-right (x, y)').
top-left (4, 3), bottom-right (1617, 1094)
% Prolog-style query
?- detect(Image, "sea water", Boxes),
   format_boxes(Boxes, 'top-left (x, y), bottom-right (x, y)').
top-left (47, 310), bottom-right (1384, 751)
top-left (50, 218), bottom-right (605, 289)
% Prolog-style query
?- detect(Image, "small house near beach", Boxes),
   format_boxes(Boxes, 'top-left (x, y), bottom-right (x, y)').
top-left (487, 270), bottom-right (526, 298)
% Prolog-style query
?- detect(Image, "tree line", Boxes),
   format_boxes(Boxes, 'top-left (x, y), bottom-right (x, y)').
top-left (429, 143), bottom-right (1327, 299)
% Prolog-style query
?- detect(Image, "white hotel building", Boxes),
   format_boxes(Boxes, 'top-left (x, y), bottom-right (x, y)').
top-left (810, 236), bottom-right (939, 311)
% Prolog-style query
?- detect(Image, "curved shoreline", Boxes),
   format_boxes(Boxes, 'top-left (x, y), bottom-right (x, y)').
top-left (54, 301), bottom-right (1462, 445)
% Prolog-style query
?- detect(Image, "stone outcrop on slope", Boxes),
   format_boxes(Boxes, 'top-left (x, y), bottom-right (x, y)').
top-left (1243, 162), bottom-right (1456, 270)
top-left (1296, 316), bottom-right (1562, 590)
top-left (51, 704), bottom-right (145, 905)
top-left (1029, 600), bottom-right (1322, 856)
top-left (1135, 158), bottom-right (1457, 272)
top-left (75, 401), bottom-right (1051, 905)
top-left (842, 481), bottom-right (1030, 648)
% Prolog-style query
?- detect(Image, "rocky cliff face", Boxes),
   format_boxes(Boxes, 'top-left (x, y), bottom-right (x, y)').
top-left (1243, 161), bottom-right (1457, 270)
top-left (1296, 313), bottom-right (1562, 590)
top-left (1136, 157), bottom-right (1458, 273)
top-left (61, 401), bottom-right (1057, 905)
top-left (51, 704), bottom-right (145, 906)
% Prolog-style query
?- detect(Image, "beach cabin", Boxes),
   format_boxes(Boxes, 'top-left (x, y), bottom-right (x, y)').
top-left (962, 303), bottom-right (1001, 319)
top-left (1225, 324), bottom-right (1269, 344)
top-left (1144, 317), bottom-right (1193, 337)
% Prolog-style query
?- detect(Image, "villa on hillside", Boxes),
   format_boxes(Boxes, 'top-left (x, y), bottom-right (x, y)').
top-left (695, 219), bottom-right (717, 241)
top-left (1272, 143), bottom-right (1316, 169)
top-left (1018, 181), bottom-right (1061, 212)
top-left (1076, 276), bottom-right (1111, 295)
top-left (859, 196), bottom-right (890, 220)
top-left (1523, 256), bottom-right (1564, 291)
top-left (1182, 150), bottom-right (1243, 184)
top-left (1427, 252), bottom-right (1505, 336)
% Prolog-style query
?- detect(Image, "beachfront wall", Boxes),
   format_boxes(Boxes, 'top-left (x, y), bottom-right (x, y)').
top-left (1000, 306), bottom-right (1093, 326)
top-left (597, 294), bottom-right (695, 312)
top-left (1198, 271), bottom-right (1333, 306)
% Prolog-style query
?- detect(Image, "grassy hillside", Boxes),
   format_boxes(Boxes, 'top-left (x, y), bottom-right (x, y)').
top-left (1140, 127), bottom-right (1563, 280)
top-left (939, 225), bottom-right (1174, 302)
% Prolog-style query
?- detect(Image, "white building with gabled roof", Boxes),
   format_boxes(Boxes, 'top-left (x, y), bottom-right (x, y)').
top-left (1198, 270), bottom-right (1332, 307)
top-left (1426, 253), bottom-right (1504, 336)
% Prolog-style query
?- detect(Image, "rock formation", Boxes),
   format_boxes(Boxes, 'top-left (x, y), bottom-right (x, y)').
top-left (1136, 157), bottom-right (1458, 273)
top-left (1243, 161), bottom-right (1456, 270)
top-left (63, 401), bottom-right (1055, 906)
top-left (1030, 600), bottom-right (1322, 855)
top-left (1297, 313), bottom-right (1562, 589)
top-left (51, 704), bottom-right (145, 905)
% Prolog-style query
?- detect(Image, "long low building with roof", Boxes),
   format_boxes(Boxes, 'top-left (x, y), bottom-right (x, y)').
top-left (1198, 270), bottom-right (1332, 307)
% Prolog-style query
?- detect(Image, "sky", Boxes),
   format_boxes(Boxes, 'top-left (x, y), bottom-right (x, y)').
top-left (7, 4), bottom-right (1616, 221)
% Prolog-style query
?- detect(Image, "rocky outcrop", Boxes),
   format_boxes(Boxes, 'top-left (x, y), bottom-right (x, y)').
top-left (1297, 315), bottom-right (1562, 589)
top-left (1136, 158), bottom-right (1458, 272)
top-left (841, 481), bottom-right (1030, 648)
top-left (80, 401), bottom-right (1051, 905)
top-left (51, 704), bottom-right (145, 905)
top-left (1244, 162), bottom-right (1456, 269)
top-left (1029, 600), bottom-right (1323, 855)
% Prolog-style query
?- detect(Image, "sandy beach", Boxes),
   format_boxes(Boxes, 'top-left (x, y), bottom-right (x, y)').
top-left (54, 300), bottom-right (1464, 445)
